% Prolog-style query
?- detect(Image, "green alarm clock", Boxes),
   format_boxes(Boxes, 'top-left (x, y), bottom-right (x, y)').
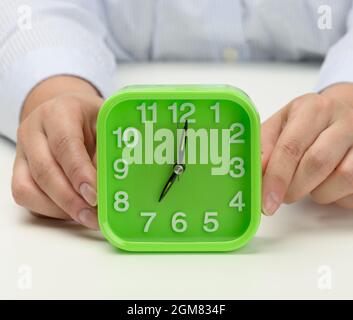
top-left (97, 85), bottom-right (261, 252)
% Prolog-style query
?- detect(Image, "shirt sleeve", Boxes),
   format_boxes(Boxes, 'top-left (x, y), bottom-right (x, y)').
top-left (0, 0), bottom-right (117, 142)
top-left (316, 4), bottom-right (353, 92)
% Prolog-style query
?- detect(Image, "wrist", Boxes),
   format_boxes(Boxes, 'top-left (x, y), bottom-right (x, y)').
top-left (21, 75), bottom-right (101, 121)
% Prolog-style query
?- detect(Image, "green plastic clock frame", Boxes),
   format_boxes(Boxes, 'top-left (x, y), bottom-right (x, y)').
top-left (97, 84), bottom-right (261, 252)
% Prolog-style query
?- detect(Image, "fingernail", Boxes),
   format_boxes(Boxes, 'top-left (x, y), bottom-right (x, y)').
top-left (78, 208), bottom-right (99, 230)
top-left (79, 183), bottom-right (97, 207)
top-left (263, 191), bottom-right (280, 216)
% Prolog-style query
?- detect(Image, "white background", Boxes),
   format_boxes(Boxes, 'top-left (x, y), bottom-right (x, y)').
top-left (1, 63), bottom-right (353, 299)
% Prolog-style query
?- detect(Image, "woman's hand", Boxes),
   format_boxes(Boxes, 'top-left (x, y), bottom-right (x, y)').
top-left (12, 76), bottom-right (103, 229)
top-left (262, 83), bottom-right (353, 215)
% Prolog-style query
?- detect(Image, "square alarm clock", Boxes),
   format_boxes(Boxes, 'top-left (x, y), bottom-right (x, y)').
top-left (97, 85), bottom-right (261, 252)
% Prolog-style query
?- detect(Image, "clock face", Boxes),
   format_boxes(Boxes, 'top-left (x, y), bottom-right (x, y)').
top-left (97, 85), bottom-right (261, 252)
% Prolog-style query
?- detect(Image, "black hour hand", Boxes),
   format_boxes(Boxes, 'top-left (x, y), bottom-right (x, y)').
top-left (158, 164), bottom-right (185, 202)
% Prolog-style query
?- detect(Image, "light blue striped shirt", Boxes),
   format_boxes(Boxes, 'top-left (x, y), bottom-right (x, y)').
top-left (1, 0), bottom-right (353, 141)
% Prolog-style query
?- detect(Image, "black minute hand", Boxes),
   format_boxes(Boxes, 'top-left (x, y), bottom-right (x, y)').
top-left (177, 120), bottom-right (188, 165)
top-left (158, 121), bottom-right (188, 202)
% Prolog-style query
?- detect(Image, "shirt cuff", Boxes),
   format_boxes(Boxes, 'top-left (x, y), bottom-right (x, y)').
top-left (0, 46), bottom-right (116, 142)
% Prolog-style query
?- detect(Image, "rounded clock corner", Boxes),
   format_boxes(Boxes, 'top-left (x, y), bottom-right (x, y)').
top-left (235, 212), bottom-right (261, 249)
top-left (98, 219), bottom-right (133, 251)
top-left (222, 90), bottom-right (260, 126)
top-left (97, 90), bottom-right (134, 128)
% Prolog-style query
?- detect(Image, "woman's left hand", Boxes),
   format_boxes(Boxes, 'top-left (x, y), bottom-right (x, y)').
top-left (261, 83), bottom-right (353, 215)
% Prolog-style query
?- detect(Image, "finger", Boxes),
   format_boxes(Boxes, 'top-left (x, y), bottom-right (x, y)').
top-left (311, 148), bottom-right (353, 204)
top-left (261, 109), bottom-right (285, 173)
top-left (92, 151), bottom-right (97, 168)
top-left (20, 127), bottom-right (98, 229)
top-left (335, 194), bottom-right (353, 209)
top-left (285, 120), bottom-right (353, 202)
top-left (262, 98), bottom-right (330, 215)
top-left (12, 147), bottom-right (70, 219)
top-left (43, 108), bottom-right (97, 207)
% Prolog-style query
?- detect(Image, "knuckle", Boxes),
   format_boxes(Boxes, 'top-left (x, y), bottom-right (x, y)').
top-left (336, 199), bottom-right (353, 209)
top-left (290, 94), bottom-right (312, 108)
top-left (304, 150), bottom-right (326, 174)
top-left (39, 103), bottom-right (54, 120)
top-left (68, 160), bottom-right (87, 186)
top-left (291, 93), bottom-right (332, 113)
top-left (66, 97), bottom-right (82, 111)
top-left (52, 134), bottom-right (80, 160)
top-left (62, 193), bottom-right (81, 216)
top-left (343, 108), bottom-right (353, 127)
top-left (53, 134), bottom-right (71, 155)
top-left (290, 95), bottom-right (307, 109)
top-left (40, 97), bottom-right (82, 120)
top-left (31, 160), bottom-right (53, 185)
top-left (283, 185), bottom-right (304, 203)
top-left (278, 139), bottom-right (302, 161)
top-left (54, 95), bottom-right (83, 114)
top-left (310, 191), bottom-right (328, 205)
top-left (338, 165), bottom-right (353, 188)
top-left (284, 184), bottom-right (306, 204)
top-left (289, 100), bottom-right (303, 113)
top-left (312, 94), bottom-right (332, 110)
top-left (12, 179), bottom-right (31, 205)
top-left (310, 93), bottom-right (332, 109)
top-left (267, 173), bottom-right (287, 192)
top-left (283, 192), bottom-right (296, 204)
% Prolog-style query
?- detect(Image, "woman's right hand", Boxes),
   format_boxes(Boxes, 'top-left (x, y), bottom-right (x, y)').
top-left (11, 76), bottom-right (104, 229)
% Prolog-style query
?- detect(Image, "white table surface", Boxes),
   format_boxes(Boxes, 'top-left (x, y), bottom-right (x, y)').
top-left (2, 62), bottom-right (353, 300)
